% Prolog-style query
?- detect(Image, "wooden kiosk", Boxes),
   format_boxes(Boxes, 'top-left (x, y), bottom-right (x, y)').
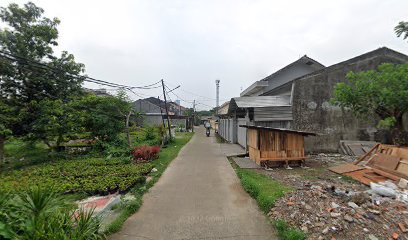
top-left (241, 125), bottom-right (316, 167)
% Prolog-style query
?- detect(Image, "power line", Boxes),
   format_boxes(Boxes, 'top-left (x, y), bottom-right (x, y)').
top-left (164, 83), bottom-right (214, 109)
top-left (164, 82), bottom-right (216, 101)
top-left (0, 50), bottom-right (161, 90)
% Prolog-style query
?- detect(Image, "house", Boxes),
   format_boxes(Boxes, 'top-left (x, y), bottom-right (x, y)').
top-left (291, 47), bottom-right (408, 152)
top-left (84, 88), bottom-right (111, 97)
top-left (168, 101), bottom-right (188, 116)
top-left (240, 55), bottom-right (325, 97)
top-left (133, 97), bottom-right (191, 128)
top-left (219, 47), bottom-right (408, 153)
top-left (218, 55), bottom-right (325, 147)
top-left (133, 98), bottom-right (170, 126)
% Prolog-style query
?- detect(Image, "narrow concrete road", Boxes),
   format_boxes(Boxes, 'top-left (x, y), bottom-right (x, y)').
top-left (111, 127), bottom-right (276, 240)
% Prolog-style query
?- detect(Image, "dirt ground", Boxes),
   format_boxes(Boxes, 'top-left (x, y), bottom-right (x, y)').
top-left (258, 154), bottom-right (408, 240)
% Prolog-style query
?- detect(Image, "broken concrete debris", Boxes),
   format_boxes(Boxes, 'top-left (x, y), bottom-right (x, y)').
top-left (269, 178), bottom-right (408, 239)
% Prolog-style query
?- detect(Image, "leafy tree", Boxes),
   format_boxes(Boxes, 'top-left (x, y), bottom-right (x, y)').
top-left (0, 2), bottom-right (85, 158)
top-left (395, 21), bottom-right (408, 41)
top-left (75, 93), bottom-right (132, 142)
top-left (332, 63), bottom-right (408, 145)
top-left (0, 101), bottom-right (15, 163)
top-left (29, 98), bottom-right (82, 151)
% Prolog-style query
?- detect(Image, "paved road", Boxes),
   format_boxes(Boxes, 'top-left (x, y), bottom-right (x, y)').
top-left (111, 128), bottom-right (276, 240)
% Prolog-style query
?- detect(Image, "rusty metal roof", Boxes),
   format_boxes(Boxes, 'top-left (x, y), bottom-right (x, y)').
top-left (239, 125), bottom-right (317, 136)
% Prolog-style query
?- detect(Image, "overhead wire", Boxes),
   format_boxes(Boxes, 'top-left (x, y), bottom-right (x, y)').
top-left (0, 50), bottom-right (162, 90)
top-left (164, 83), bottom-right (214, 109)
top-left (0, 50), bottom-right (223, 110)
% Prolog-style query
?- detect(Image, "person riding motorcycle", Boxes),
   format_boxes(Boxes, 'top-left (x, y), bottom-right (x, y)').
top-left (204, 121), bottom-right (211, 137)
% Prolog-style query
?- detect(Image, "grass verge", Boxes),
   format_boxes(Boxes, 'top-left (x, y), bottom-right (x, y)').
top-left (104, 132), bottom-right (194, 235)
top-left (235, 167), bottom-right (292, 213)
top-left (273, 219), bottom-right (306, 240)
top-left (228, 157), bottom-right (305, 240)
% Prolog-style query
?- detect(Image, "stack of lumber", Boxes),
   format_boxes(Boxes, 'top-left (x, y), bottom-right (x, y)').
top-left (329, 144), bottom-right (408, 185)
top-left (339, 140), bottom-right (378, 156)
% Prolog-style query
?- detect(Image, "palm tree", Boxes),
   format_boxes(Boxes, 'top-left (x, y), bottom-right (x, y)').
top-left (395, 21), bottom-right (408, 41)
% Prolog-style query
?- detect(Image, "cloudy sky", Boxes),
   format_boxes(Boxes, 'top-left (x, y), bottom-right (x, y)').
top-left (1, 0), bottom-right (408, 110)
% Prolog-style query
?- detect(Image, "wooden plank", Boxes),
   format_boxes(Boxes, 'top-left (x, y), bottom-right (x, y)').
top-left (328, 163), bottom-right (365, 174)
top-left (259, 157), bottom-right (306, 161)
top-left (371, 167), bottom-right (402, 181)
top-left (397, 148), bottom-right (408, 160)
top-left (396, 160), bottom-right (408, 176)
top-left (344, 169), bottom-right (375, 186)
top-left (367, 153), bottom-right (401, 170)
top-left (363, 172), bottom-right (388, 182)
top-left (354, 143), bottom-right (380, 165)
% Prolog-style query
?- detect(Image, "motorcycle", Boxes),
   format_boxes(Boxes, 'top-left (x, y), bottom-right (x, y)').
top-left (206, 128), bottom-right (210, 137)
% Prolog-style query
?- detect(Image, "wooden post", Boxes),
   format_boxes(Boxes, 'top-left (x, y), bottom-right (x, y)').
top-left (161, 79), bottom-right (172, 139)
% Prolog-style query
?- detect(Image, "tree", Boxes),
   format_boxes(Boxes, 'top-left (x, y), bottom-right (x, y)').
top-left (75, 93), bottom-right (132, 142)
top-left (0, 101), bottom-right (15, 163)
top-left (332, 63), bottom-right (408, 145)
top-left (395, 21), bottom-right (408, 41)
top-left (29, 98), bottom-right (82, 151)
top-left (0, 2), bottom-right (85, 158)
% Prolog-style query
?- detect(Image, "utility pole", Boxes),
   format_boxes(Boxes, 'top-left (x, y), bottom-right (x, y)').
top-left (192, 100), bottom-right (195, 132)
top-left (158, 96), bottom-right (165, 129)
top-left (161, 79), bottom-right (172, 139)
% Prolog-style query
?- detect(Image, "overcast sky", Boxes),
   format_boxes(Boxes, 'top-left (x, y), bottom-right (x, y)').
top-left (1, 0), bottom-right (408, 110)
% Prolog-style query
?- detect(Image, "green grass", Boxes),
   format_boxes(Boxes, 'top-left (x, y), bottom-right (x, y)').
top-left (273, 219), bottom-right (306, 240)
top-left (104, 132), bottom-right (194, 235)
top-left (235, 168), bottom-right (292, 213)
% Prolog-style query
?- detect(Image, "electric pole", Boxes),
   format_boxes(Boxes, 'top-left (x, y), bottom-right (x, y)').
top-left (192, 100), bottom-right (195, 133)
top-left (161, 79), bottom-right (172, 139)
top-left (158, 96), bottom-right (165, 129)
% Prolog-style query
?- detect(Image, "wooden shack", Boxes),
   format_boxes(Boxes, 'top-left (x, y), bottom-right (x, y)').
top-left (241, 125), bottom-right (316, 167)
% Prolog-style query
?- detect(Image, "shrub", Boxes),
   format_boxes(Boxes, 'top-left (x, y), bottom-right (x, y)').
top-left (0, 186), bottom-right (104, 239)
top-left (132, 145), bottom-right (160, 162)
top-left (0, 158), bottom-right (153, 194)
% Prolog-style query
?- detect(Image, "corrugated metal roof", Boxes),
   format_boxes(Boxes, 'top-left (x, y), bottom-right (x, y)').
top-left (239, 125), bottom-right (316, 136)
top-left (232, 95), bottom-right (291, 108)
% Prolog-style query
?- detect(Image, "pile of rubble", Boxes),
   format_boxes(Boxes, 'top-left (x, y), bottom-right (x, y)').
top-left (269, 182), bottom-right (408, 240)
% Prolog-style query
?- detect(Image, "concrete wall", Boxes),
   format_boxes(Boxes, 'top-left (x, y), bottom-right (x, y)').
top-left (292, 48), bottom-right (408, 152)
top-left (142, 115), bottom-right (164, 126)
top-left (133, 99), bottom-right (162, 114)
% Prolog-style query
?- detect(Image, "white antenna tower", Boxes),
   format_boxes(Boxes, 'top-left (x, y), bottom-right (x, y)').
top-left (215, 79), bottom-right (220, 114)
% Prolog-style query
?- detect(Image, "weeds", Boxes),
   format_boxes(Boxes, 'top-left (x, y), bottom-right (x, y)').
top-left (273, 219), bottom-right (306, 240)
top-left (235, 168), bottom-right (292, 213)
